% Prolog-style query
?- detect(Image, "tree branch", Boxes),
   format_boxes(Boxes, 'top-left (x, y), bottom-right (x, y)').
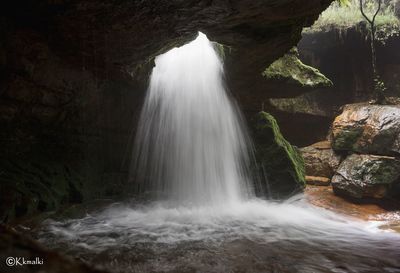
top-left (372, 0), bottom-right (382, 24)
top-left (359, 0), bottom-right (373, 24)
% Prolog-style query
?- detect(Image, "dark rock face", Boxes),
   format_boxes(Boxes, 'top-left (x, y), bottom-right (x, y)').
top-left (0, 158), bottom-right (83, 222)
top-left (300, 140), bottom-right (342, 178)
top-left (331, 104), bottom-right (400, 156)
top-left (269, 26), bottom-right (400, 148)
top-left (299, 27), bottom-right (400, 108)
top-left (331, 154), bottom-right (400, 199)
top-left (253, 112), bottom-right (305, 198)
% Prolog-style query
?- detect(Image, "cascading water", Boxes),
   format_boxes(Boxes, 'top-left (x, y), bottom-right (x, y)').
top-left (131, 32), bottom-right (253, 206)
top-left (37, 32), bottom-right (400, 273)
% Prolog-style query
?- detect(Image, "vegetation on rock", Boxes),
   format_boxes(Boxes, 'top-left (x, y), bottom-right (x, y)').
top-left (331, 104), bottom-right (400, 155)
top-left (305, 0), bottom-right (400, 41)
top-left (263, 48), bottom-right (333, 88)
top-left (332, 154), bottom-right (400, 199)
top-left (253, 112), bottom-right (306, 198)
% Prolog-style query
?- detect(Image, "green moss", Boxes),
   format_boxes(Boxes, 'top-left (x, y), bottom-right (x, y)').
top-left (368, 161), bottom-right (399, 185)
top-left (332, 127), bottom-right (363, 151)
top-left (213, 42), bottom-right (233, 60)
top-left (253, 112), bottom-right (306, 198)
top-left (263, 48), bottom-right (333, 88)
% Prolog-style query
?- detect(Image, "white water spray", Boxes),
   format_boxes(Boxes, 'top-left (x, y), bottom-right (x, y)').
top-left (131, 32), bottom-right (253, 206)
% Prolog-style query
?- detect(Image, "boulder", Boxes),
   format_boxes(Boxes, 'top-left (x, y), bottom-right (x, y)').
top-left (331, 104), bottom-right (400, 156)
top-left (331, 154), bottom-right (400, 199)
top-left (300, 140), bottom-right (342, 178)
top-left (253, 112), bottom-right (306, 198)
top-left (263, 47), bottom-right (333, 89)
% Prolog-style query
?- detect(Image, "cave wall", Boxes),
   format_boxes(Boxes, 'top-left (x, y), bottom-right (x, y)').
top-left (298, 28), bottom-right (400, 103)
top-left (263, 27), bottom-right (400, 147)
top-left (0, 0), bottom-right (333, 221)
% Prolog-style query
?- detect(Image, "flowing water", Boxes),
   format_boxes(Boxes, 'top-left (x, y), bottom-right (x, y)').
top-left (37, 33), bottom-right (400, 273)
top-left (130, 32), bottom-right (253, 206)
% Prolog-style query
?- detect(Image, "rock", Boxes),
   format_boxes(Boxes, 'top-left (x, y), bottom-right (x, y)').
top-left (268, 89), bottom-right (336, 118)
top-left (305, 175), bottom-right (330, 186)
top-left (253, 111), bottom-right (306, 198)
top-left (331, 154), bottom-right (400, 199)
top-left (31, 105), bottom-right (60, 125)
top-left (300, 140), bottom-right (342, 177)
top-left (0, 103), bottom-right (18, 122)
top-left (263, 47), bottom-right (333, 89)
top-left (331, 104), bottom-right (400, 156)
top-left (305, 185), bottom-right (400, 222)
top-left (0, 157), bottom-right (83, 223)
top-left (0, 225), bottom-right (109, 273)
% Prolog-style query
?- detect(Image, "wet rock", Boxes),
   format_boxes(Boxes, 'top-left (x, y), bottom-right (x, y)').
top-left (300, 140), bottom-right (342, 178)
top-left (305, 175), bottom-right (330, 186)
top-left (268, 93), bottom-right (329, 117)
top-left (0, 225), bottom-right (109, 273)
top-left (331, 104), bottom-right (400, 156)
top-left (331, 154), bottom-right (400, 199)
top-left (253, 112), bottom-right (306, 198)
top-left (305, 185), bottom-right (400, 223)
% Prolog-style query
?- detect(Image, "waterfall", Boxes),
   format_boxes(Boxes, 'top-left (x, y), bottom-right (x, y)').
top-left (131, 32), bottom-right (254, 206)
top-left (38, 33), bottom-right (400, 273)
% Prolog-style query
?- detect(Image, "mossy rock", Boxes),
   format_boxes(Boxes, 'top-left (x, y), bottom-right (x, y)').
top-left (253, 112), bottom-right (306, 199)
top-left (331, 127), bottom-right (363, 151)
top-left (263, 47), bottom-right (333, 88)
top-left (332, 154), bottom-right (400, 199)
top-left (331, 104), bottom-right (400, 155)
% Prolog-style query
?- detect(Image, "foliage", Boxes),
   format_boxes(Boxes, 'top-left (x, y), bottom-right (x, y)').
top-left (213, 42), bottom-right (233, 61)
top-left (305, 0), bottom-right (400, 42)
top-left (338, 0), bottom-right (352, 7)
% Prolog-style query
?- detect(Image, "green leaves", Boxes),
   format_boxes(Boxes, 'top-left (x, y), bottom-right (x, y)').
top-left (337, 0), bottom-right (352, 7)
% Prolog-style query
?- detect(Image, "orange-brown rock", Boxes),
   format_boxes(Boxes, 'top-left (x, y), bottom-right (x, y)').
top-left (300, 140), bottom-right (342, 178)
top-left (331, 104), bottom-right (400, 156)
top-left (305, 185), bottom-right (400, 225)
top-left (305, 175), bottom-right (330, 186)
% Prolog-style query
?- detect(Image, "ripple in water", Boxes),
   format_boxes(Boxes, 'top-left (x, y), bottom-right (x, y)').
top-left (38, 197), bottom-right (400, 273)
